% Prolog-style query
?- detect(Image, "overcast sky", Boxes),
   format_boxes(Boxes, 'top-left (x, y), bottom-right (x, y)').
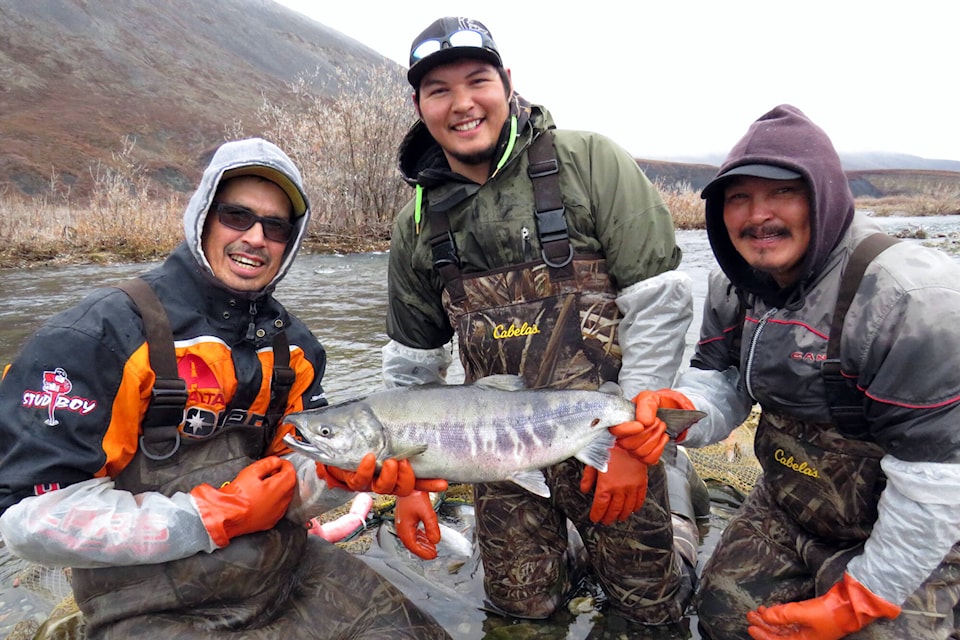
top-left (275, 0), bottom-right (958, 163)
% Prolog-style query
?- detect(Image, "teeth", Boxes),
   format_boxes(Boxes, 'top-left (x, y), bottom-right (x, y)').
top-left (231, 255), bottom-right (262, 268)
top-left (453, 119), bottom-right (481, 132)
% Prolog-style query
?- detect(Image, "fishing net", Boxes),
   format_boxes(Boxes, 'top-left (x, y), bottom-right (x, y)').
top-left (686, 406), bottom-right (762, 499)
top-left (8, 563), bottom-right (73, 604)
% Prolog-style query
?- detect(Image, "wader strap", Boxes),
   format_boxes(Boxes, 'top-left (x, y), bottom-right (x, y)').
top-left (528, 130), bottom-right (574, 281)
top-left (427, 211), bottom-right (467, 303)
top-left (116, 277), bottom-right (187, 461)
top-left (263, 331), bottom-right (295, 446)
top-left (821, 232), bottom-right (900, 433)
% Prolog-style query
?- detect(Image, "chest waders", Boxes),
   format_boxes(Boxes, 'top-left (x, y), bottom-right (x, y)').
top-left (72, 277), bottom-right (302, 632)
top-left (427, 130), bottom-right (623, 389)
top-left (425, 132), bottom-right (692, 623)
top-left (749, 233), bottom-right (900, 540)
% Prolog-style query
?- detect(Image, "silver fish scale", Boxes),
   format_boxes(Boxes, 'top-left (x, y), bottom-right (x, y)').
top-left (357, 386), bottom-right (633, 481)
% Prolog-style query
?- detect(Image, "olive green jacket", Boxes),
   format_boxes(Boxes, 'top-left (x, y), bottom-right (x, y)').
top-left (387, 100), bottom-right (683, 351)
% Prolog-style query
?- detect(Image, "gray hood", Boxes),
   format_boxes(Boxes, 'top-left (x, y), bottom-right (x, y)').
top-left (183, 138), bottom-right (311, 298)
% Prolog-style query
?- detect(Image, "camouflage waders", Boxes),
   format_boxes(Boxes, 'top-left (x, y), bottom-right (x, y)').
top-left (696, 411), bottom-right (960, 639)
top-left (72, 425), bottom-right (451, 639)
top-left (444, 257), bottom-right (692, 623)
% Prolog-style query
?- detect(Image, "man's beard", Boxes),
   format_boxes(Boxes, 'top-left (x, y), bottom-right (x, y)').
top-left (448, 143), bottom-right (497, 167)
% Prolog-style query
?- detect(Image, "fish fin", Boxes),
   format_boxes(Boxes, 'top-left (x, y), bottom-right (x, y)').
top-left (387, 445), bottom-right (429, 461)
top-left (510, 470), bottom-right (551, 498)
top-left (597, 381), bottom-right (623, 396)
top-left (656, 408), bottom-right (708, 438)
top-left (473, 374), bottom-right (527, 391)
top-left (575, 429), bottom-right (616, 473)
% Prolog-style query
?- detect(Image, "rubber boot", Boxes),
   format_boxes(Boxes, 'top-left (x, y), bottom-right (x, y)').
top-left (662, 442), bottom-right (708, 571)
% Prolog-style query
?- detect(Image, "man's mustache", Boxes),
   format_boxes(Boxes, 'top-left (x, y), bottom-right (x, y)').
top-left (739, 224), bottom-right (790, 240)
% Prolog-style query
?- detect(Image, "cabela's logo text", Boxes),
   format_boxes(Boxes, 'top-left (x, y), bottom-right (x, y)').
top-left (493, 322), bottom-right (540, 339)
top-left (774, 448), bottom-right (819, 478)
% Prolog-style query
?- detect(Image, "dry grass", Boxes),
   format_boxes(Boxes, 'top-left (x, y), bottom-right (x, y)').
top-left (3, 180), bottom-right (957, 269)
top-left (656, 180), bottom-right (706, 229)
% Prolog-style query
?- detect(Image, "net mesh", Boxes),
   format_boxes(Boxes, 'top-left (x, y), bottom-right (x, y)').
top-left (686, 407), bottom-right (761, 498)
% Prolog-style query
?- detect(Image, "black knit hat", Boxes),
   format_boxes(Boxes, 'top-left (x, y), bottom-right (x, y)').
top-left (407, 17), bottom-right (502, 87)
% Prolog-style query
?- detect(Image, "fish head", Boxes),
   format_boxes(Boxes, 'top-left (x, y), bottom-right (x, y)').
top-left (282, 400), bottom-right (388, 469)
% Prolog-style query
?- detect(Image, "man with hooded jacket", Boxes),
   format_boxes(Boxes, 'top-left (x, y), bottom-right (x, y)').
top-left (663, 104), bottom-right (960, 639)
top-left (381, 16), bottom-right (703, 625)
top-left (0, 138), bottom-right (450, 639)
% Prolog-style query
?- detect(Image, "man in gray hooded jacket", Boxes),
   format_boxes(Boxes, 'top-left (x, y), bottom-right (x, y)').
top-left (662, 104), bottom-right (960, 639)
top-left (0, 138), bottom-right (450, 639)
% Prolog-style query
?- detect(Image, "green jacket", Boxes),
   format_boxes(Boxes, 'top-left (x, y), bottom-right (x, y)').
top-left (387, 99), bottom-right (682, 350)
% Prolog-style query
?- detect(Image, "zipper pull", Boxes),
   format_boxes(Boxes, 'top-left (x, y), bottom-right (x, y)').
top-left (246, 302), bottom-right (258, 341)
top-left (521, 226), bottom-right (532, 262)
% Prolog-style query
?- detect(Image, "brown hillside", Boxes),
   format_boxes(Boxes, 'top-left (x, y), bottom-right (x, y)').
top-left (1, 0), bottom-right (957, 205)
top-left (846, 169), bottom-right (960, 198)
top-left (0, 0), bottom-right (402, 198)
top-left (639, 160), bottom-right (960, 201)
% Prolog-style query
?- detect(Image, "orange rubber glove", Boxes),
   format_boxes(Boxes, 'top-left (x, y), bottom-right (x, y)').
top-left (190, 456), bottom-right (296, 548)
top-left (579, 445), bottom-right (649, 525)
top-left (394, 490), bottom-right (441, 560)
top-left (746, 572), bottom-right (901, 640)
top-left (319, 453), bottom-right (449, 497)
top-left (610, 389), bottom-right (697, 464)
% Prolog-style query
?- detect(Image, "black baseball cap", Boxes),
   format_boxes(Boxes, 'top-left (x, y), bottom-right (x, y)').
top-left (700, 163), bottom-right (802, 199)
top-left (407, 16), bottom-right (502, 87)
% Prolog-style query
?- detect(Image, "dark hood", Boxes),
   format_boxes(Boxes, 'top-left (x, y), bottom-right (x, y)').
top-left (397, 93), bottom-right (538, 187)
top-left (701, 104), bottom-right (854, 304)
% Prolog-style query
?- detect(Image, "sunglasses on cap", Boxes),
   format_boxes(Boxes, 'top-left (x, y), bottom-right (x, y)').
top-left (411, 29), bottom-right (487, 62)
top-left (212, 202), bottom-right (295, 243)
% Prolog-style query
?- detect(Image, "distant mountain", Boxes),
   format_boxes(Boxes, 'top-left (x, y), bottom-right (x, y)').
top-left (638, 159), bottom-right (960, 199)
top-left (659, 152), bottom-right (960, 173)
top-left (0, 0), bottom-right (957, 201)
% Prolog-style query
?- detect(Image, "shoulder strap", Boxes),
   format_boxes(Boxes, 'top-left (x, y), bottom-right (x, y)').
top-left (427, 210), bottom-right (467, 303)
top-left (264, 331), bottom-right (295, 440)
top-left (821, 232), bottom-right (900, 433)
top-left (427, 129), bottom-right (574, 301)
top-left (116, 277), bottom-right (187, 461)
top-left (527, 129), bottom-right (574, 280)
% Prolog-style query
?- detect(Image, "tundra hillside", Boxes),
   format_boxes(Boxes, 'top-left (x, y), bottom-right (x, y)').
top-left (1, 65), bottom-right (958, 269)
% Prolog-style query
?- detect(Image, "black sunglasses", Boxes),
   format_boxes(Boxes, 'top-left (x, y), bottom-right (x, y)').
top-left (212, 202), bottom-right (295, 243)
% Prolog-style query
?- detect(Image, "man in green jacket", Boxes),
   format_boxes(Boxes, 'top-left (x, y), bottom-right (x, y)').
top-left (382, 16), bottom-right (703, 625)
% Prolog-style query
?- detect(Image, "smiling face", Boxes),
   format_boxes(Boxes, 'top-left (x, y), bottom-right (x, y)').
top-left (722, 176), bottom-right (812, 287)
top-left (201, 176), bottom-right (292, 292)
top-left (414, 58), bottom-right (511, 184)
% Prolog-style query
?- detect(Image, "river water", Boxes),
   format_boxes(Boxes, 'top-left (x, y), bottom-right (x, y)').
top-left (0, 216), bottom-right (957, 637)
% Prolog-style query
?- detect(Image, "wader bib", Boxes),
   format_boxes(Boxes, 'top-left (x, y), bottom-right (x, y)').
top-left (443, 256), bottom-right (622, 388)
top-left (754, 411), bottom-right (885, 541)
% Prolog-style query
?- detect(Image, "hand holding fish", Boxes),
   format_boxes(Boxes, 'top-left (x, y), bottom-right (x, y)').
top-left (611, 389), bottom-right (698, 463)
top-left (319, 453), bottom-right (449, 497)
top-left (580, 445), bottom-right (649, 525)
top-left (395, 490), bottom-right (441, 560)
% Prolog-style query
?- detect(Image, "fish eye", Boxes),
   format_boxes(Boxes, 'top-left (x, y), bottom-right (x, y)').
top-left (319, 426), bottom-right (332, 437)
